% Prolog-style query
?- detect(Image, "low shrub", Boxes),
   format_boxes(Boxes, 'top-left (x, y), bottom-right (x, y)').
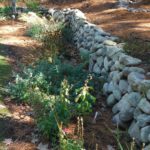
top-left (8, 59), bottom-right (96, 139)
top-left (0, 6), bottom-right (12, 17)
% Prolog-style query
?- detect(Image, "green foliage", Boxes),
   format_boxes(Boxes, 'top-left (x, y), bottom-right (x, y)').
top-left (26, 18), bottom-right (73, 60)
top-left (8, 59), bottom-right (96, 139)
top-left (25, 0), bottom-right (39, 12)
top-left (26, 24), bottom-right (44, 40)
top-left (0, 6), bottom-right (12, 17)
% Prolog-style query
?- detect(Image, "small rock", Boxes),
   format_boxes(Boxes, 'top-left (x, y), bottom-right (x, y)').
top-left (103, 40), bottom-right (117, 46)
top-left (138, 98), bottom-right (150, 114)
top-left (107, 145), bottom-right (115, 150)
top-left (37, 143), bottom-right (49, 150)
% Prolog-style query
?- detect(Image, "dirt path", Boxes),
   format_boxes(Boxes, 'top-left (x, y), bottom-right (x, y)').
top-left (0, 20), bottom-right (42, 150)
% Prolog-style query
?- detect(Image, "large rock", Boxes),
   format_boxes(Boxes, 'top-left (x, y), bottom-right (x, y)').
top-left (137, 114), bottom-right (150, 128)
top-left (119, 54), bottom-right (142, 66)
top-left (106, 46), bottom-right (123, 58)
top-left (103, 83), bottom-right (109, 95)
top-left (79, 48), bottom-right (90, 60)
top-left (106, 94), bottom-right (117, 107)
top-left (104, 57), bottom-right (109, 71)
top-left (144, 144), bottom-right (150, 150)
top-left (112, 113), bottom-right (127, 128)
top-left (147, 89), bottom-right (150, 100)
top-left (138, 98), bottom-right (150, 114)
top-left (125, 92), bottom-right (141, 107)
top-left (122, 67), bottom-right (145, 77)
top-left (141, 126), bottom-right (150, 143)
top-left (96, 49), bottom-right (105, 56)
top-left (108, 81), bottom-right (118, 93)
top-left (93, 63), bottom-right (101, 74)
top-left (109, 71), bottom-right (121, 82)
top-left (128, 121), bottom-right (141, 143)
top-left (119, 80), bottom-right (128, 94)
top-left (112, 98), bottom-right (131, 114)
top-left (119, 107), bottom-right (135, 122)
top-left (112, 89), bottom-right (121, 101)
top-left (96, 56), bottom-right (103, 68)
top-left (138, 80), bottom-right (150, 93)
top-left (133, 108), bottom-right (143, 120)
top-left (128, 72), bottom-right (145, 90)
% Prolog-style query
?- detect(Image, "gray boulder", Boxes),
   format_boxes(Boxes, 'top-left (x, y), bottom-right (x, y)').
top-left (137, 114), bottom-right (150, 128)
top-left (141, 126), bottom-right (150, 143)
top-left (119, 107), bottom-right (135, 122)
top-left (112, 89), bottom-right (121, 101)
top-left (138, 98), bottom-right (150, 114)
top-left (96, 56), bottom-right (103, 68)
top-left (119, 80), bottom-right (128, 94)
top-left (106, 94), bottom-right (117, 107)
top-left (112, 113), bottom-right (127, 128)
top-left (119, 54), bottom-right (141, 66)
top-left (93, 63), bottom-right (101, 74)
top-left (147, 89), bottom-right (150, 100)
top-left (128, 121), bottom-right (141, 143)
top-left (128, 72), bottom-right (145, 90)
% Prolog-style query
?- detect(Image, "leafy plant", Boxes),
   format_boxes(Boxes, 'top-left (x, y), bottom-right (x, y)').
top-left (8, 59), bottom-right (96, 139)
top-left (0, 6), bottom-right (12, 17)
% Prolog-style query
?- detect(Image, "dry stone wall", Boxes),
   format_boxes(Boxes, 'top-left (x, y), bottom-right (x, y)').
top-left (48, 8), bottom-right (150, 148)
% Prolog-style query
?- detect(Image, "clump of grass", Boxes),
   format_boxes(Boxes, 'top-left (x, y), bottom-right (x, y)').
top-left (25, 0), bottom-right (39, 12)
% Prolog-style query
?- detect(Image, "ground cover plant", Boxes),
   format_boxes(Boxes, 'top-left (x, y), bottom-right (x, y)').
top-left (8, 59), bottom-right (96, 148)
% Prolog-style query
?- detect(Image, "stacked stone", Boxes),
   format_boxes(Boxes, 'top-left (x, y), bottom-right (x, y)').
top-left (48, 8), bottom-right (150, 147)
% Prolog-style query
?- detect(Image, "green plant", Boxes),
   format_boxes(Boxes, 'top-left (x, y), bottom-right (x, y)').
top-left (25, 0), bottom-right (39, 11)
top-left (8, 59), bottom-right (96, 139)
top-left (26, 24), bottom-right (44, 39)
top-left (0, 6), bottom-right (12, 17)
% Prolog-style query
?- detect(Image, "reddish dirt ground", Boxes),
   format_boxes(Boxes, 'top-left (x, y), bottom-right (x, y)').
top-left (0, 0), bottom-right (150, 149)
